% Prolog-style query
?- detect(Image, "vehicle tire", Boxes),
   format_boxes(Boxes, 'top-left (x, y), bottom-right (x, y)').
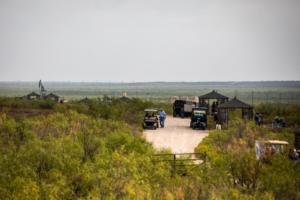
top-left (180, 112), bottom-right (185, 118)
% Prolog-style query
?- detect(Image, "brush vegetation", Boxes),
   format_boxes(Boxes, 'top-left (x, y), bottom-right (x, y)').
top-left (0, 97), bottom-right (299, 199)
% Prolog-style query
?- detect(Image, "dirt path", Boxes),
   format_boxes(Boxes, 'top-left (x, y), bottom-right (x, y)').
top-left (143, 116), bottom-right (209, 153)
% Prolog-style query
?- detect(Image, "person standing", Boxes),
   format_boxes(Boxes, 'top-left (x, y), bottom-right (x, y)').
top-left (159, 109), bottom-right (166, 128)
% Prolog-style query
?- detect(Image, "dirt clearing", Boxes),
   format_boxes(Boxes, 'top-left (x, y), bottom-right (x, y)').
top-left (143, 116), bottom-right (209, 153)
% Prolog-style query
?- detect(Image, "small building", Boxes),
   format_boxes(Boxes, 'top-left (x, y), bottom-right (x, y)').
top-left (26, 92), bottom-right (41, 100)
top-left (44, 93), bottom-right (60, 102)
top-left (119, 92), bottom-right (130, 101)
top-left (122, 92), bottom-right (128, 97)
top-left (119, 96), bottom-right (130, 101)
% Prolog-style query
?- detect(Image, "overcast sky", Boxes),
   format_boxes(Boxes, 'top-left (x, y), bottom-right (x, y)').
top-left (0, 0), bottom-right (299, 82)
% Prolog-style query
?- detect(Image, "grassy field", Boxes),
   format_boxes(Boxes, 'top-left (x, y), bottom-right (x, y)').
top-left (0, 81), bottom-right (300, 104)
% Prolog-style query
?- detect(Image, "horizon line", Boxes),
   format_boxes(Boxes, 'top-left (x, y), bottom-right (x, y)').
top-left (0, 80), bottom-right (300, 83)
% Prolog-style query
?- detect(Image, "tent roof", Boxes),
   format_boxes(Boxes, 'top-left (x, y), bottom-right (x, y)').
top-left (27, 92), bottom-right (40, 96)
top-left (199, 90), bottom-right (228, 100)
top-left (45, 93), bottom-right (59, 98)
top-left (218, 97), bottom-right (252, 109)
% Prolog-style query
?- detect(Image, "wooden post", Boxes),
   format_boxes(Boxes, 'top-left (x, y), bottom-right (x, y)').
top-left (226, 109), bottom-right (229, 128)
top-left (173, 154), bottom-right (176, 176)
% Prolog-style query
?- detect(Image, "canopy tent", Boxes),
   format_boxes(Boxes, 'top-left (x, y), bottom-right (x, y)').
top-left (218, 97), bottom-right (253, 125)
top-left (198, 90), bottom-right (229, 114)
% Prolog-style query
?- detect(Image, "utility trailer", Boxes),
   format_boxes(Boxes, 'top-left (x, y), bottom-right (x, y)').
top-left (173, 100), bottom-right (196, 118)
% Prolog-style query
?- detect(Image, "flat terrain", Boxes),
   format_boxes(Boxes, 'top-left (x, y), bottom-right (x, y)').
top-left (1, 81), bottom-right (300, 103)
top-left (143, 116), bottom-right (209, 153)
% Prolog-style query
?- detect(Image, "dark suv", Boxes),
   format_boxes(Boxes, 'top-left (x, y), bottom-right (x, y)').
top-left (190, 108), bottom-right (207, 130)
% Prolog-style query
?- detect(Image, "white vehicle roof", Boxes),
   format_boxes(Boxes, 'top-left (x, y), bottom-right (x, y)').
top-left (144, 109), bottom-right (158, 112)
top-left (257, 140), bottom-right (289, 145)
top-left (194, 110), bottom-right (206, 114)
top-left (265, 140), bottom-right (289, 145)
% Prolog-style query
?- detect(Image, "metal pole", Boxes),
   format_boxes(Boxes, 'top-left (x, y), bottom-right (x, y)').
top-left (279, 93), bottom-right (282, 104)
top-left (226, 109), bottom-right (229, 128)
top-left (251, 91), bottom-right (254, 107)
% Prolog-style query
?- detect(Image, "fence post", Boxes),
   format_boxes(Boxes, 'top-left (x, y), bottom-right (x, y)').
top-left (173, 154), bottom-right (176, 176)
top-left (251, 91), bottom-right (254, 107)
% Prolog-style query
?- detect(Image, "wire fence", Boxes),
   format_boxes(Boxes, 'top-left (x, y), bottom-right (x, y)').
top-left (234, 91), bottom-right (300, 105)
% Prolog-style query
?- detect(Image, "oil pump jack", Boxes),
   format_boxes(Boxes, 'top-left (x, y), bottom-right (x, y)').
top-left (38, 80), bottom-right (47, 97)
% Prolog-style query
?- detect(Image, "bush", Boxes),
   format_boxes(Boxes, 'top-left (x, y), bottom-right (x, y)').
top-left (195, 119), bottom-right (300, 199)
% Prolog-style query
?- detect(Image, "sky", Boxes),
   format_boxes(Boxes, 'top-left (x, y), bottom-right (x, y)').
top-left (0, 0), bottom-right (299, 82)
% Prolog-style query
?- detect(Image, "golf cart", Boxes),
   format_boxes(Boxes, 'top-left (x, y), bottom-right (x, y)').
top-left (190, 107), bottom-right (208, 130)
top-left (143, 109), bottom-right (159, 129)
top-left (272, 116), bottom-right (286, 128)
top-left (255, 140), bottom-right (289, 160)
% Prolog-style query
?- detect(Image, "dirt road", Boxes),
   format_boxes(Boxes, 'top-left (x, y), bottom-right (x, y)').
top-left (143, 116), bottom-right (209, 153)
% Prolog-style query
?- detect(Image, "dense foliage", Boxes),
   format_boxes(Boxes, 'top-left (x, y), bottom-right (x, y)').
top-left (0, 98), bottom-right (299, 199)
top-left (0, 111), bottom-right (177, 199)
top-left (195, 120), bottom-right (300, 199)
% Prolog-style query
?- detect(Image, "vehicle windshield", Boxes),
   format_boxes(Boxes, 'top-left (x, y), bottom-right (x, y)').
top-left (194, 113), bottom-right (204, 117)
top-left (193, 111), bottom-right (205, 117)
top-left (265, 143), bottom-right (286, 153)
top-left (145, 112), bottom-right (156, 117)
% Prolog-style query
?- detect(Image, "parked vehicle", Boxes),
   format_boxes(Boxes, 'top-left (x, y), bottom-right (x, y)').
top-left (143, 109), bottom-right (159, 129)
top-left (173, 100), bottom-right (196, 118)
top-left (255, 140), bottom-right (288, 160)
top-left (272, 116), bottom-right (286, 128)
top-left (190, 107), bottom-right (208, 130)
